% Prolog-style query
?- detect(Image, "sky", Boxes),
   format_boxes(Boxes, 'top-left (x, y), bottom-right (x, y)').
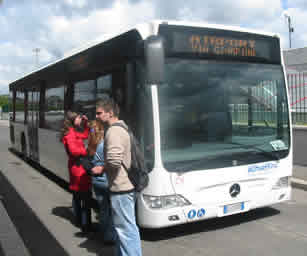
top-left (0, 0), bottom-right (306, 94)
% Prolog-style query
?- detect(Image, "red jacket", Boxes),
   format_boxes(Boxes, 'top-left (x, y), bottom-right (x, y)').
top-left (62, 123), bottom-right (91, 192)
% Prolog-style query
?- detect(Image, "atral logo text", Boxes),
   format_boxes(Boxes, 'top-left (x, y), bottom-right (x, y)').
top-left (248, 163), bottom-right (278, 174)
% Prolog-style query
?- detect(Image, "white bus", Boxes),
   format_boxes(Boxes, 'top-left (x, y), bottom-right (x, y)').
top-left (9, 20), bottom-right (292, 228)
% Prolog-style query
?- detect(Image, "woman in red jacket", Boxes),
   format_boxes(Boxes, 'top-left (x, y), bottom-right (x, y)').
top-left (61, 111), bottom-right (92, 233)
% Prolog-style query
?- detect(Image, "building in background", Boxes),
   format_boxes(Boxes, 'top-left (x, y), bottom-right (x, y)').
top-left (283, 48), bottom-right (307, 73)
top-left (283, 48), bottom-right (307, 124)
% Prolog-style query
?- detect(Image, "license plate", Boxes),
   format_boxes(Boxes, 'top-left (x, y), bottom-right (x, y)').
top-left (223, 202), bottom-right (244, 214)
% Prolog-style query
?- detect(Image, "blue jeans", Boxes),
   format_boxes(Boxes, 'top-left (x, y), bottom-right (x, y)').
top-left (92, 177), bottom-right (116, 242)
top-left (110, 192), bottom-right (142, 256)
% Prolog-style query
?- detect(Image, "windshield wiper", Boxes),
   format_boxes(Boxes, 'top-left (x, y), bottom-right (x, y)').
top-left (229, 141), bottom-right (280, 160)
top-left (167, 142), bottom-right (280, 172)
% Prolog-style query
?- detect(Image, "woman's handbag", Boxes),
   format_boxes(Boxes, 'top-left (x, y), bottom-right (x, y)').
top-left (78, 156), bottom-right (95, 176)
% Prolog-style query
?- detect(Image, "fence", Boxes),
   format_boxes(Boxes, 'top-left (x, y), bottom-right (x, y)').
top-left (225, 75), bottom-right (302, 125)
top-left (287, 72), bottom-right (307, 124)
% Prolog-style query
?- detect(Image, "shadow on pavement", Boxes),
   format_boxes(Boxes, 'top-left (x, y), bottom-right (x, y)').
top-left (0, 171), bottom-right (70, 256)
top-left (52, 206), bottom-right (115, 255)
top-left (141, 207), bottom-right (280, 242)
top-left (78, 234), bottom-right (115, 256)
top-left (8, 148), bottom-right (70, 193)
top-left (52, 206), bottom-right (76, 227)
top-left (0, 244), bottom-right (4, 256)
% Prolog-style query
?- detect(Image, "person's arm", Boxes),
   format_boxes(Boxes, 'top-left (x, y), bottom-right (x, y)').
top-left (78, 116), bottom-right (90, 139)
top-left (63, 132), bottom-right (87, 157)
top-left (91, 142), bottom-right (105, 175)
top-left (105, 127), bottom-right (125, 170)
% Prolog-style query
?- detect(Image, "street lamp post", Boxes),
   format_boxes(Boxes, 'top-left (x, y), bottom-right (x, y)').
top-left (284, 13), bottom-right (294, 48)
top-left (33, 48), bottom-right (40, 68)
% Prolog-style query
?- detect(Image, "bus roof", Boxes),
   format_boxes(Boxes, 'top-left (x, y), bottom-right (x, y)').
top-left (62, 20), bottom-right (278, 59)
top-left (9, 20), bottom-right (279, 88)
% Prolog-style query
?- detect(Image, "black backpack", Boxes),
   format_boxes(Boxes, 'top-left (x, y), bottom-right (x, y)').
top-left (108, 123), bottom-right (150, 192)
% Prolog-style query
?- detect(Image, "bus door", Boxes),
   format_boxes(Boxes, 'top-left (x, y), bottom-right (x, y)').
top-left (28, 89), bottom-right (39, 161)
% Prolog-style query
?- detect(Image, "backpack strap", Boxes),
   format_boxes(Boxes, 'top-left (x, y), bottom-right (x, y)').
top-left (95, 151), bottom-right (103, 162)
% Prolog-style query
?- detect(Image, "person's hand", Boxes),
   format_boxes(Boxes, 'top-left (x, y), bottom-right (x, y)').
top-left (91, 166), bottom-right (104, 175)
top-left (82, 115), bottom-right (88, 121)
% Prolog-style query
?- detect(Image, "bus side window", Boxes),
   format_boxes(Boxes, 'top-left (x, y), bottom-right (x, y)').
top-left (15, 90), bottom-right (26, 123)
top-left (73, 80), bottom-right (96, 120)
top-left (44, 85), bottom-right (65, 131)
top-left (97, 74), bottom-right (112, 100)
top-left (11, 90), bottom-right (16, 122)
top-left (111, 69), bottom-right (128, 122)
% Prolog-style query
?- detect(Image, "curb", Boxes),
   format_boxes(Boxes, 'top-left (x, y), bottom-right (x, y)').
top-left (0, 198), bottom-right (31, 256)
top-left (293, 124), bottom-right (307, 130)
top-left (0, 120), bottom-right (9, 127)
top-left (291, 177), bottom-right (307, 191)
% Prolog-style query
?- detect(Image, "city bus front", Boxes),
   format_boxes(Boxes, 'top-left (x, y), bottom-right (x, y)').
top-left (137, 24), bottom-right (291, 228)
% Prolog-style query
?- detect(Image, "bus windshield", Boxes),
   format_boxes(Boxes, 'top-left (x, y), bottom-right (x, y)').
top-left (158, 59), bottom-right (290, 172)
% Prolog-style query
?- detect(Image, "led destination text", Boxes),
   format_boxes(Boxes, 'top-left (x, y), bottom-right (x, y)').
top-left (189, 35), bottom-right (256, 57)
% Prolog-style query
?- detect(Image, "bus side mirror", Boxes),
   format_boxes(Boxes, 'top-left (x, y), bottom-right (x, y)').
top-left (144, 36), bottom-right (165, 85)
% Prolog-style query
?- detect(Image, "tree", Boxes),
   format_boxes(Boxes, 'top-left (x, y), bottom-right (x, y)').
top-left (0, 95), bottom-right (9, 106)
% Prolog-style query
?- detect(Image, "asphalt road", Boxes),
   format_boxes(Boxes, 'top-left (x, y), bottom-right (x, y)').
top-left (1, 123), bottom-right (307, 256)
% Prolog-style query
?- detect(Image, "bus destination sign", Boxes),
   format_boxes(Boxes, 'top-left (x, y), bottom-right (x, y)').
top-left (188, 35), bottom-right (256, 57)
top-left (159, 25), bottom-right (281, 64)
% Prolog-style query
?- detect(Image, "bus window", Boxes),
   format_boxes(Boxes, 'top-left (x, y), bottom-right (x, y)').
top-left (158, 59), bottom-right (289, 171)
top-left (111, 69), bottom-right (128, 122)
top-left (97, 75), bottom-right (112, 100)
top-left (135, 61), bottom-right (155, 168)
top-left (44, 86), bottom-right (65, 131)
top-left (73, 79), bottom-right (96, 120)
top-left (15, 91), bottom-right (26, 123)
top-left (9, 90), bottom-right (14, 121)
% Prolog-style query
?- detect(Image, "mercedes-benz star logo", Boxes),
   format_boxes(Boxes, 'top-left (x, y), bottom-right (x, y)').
top-left (229, 183), bottom-right (241, 198)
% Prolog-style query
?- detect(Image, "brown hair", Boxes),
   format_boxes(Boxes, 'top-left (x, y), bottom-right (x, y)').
top-left (96, 98), bottom-right (120, 117)
top-left (60, 111), bottom-right (79, 141)
top-left (87, 120), bottom-right (104, 156)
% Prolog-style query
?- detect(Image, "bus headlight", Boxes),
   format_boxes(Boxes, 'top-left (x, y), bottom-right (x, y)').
top-left (143, 194), bottom-right (191, 209)
top-left (272, 176), bottom-right (291, 189)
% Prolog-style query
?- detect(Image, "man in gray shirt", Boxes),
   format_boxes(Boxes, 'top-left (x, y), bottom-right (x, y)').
top-left (93, 98), bottom-right (142, 256)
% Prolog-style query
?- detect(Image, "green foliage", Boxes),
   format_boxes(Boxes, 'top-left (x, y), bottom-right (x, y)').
top-left (0, 95), bottom-right (12, 112)
top-left (0, 95), bottom-right (9, 107)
